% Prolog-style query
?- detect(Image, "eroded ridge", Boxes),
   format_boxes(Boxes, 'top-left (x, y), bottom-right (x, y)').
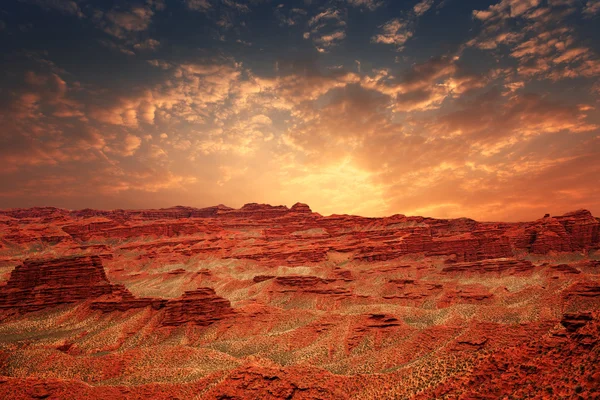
top-left (0, 205), bottom-right (598, 399)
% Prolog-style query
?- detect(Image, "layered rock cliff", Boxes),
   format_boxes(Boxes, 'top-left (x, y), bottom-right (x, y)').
top-left (0, 255), bottom-right (233, 328)
top-left (0, 256), bottom-right (116, 312)
top-left (1, 206), bottom-right (598, 265)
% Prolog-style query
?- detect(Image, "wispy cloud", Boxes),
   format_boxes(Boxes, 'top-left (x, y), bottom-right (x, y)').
top-left (372, 0), bottom-right (436, 50)
top-left (306, 8), bottom-right (347, 52)
top-left (346, 0), bottom-right (384, 11)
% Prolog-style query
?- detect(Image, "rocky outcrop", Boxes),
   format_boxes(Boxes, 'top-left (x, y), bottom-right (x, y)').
top-left (545, 263), bottom-right (581, 274)
top-left (0, 256), bottom-right (230, 328)
top-left (417, 314), bottom-right (600, 400)
top-left (555, 210), bottom-right (600, 250)
top-left (0, 207), bottom-right (67, 219)
top-left (437, 286), bottom-right (494, 308)
top-left (218, 203), bottom-right (293, 220)
top-left (3, 206), bottom-right (597, 267)
top-left (528, 218), bottom-right (573, 254)
top-left (274, 276), bottom-right (337, 288)
top-left (290, 202), bottom-right (312, 213)
top-left (253, 275), bottom-right (275, 283)
top-left (564, 281), bottom-right (600, 298)
top-left (272, 276), bottom-right (352, 297)
top-left (61, 219), bottom-right (119, 240)
top-left (228, 246), bottom-right (329, 266)
top-left (201, 365), bottom-right (348, 400)
top-left (90, 287), bottom-right (167, 312)
top-left (561, 312), bottom-right (593, 332)
top-left (0, 255), bottom-right (116, 312)
top-left (426, 234), bottom-right (483, 262)
top-left (382, 279), bottom-right (443, 301)
top-left (345, 313), bottom-right (405, 352)
top-left (505, 211), bottom-right (600, 255)
top-left (160, 288), bottom-right (234, 326)
top-left (442, 258), bottom-right (534, 274)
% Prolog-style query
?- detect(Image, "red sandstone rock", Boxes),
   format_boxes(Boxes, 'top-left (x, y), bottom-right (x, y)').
top-left (0, 205), bottom-right (599, 399)
top-left (3, 206), bottom-right (596, 266)
top-left (290, 202), bottom-right (312, 213)
top-left (561, 312), bottom-right (593, 332)
top-left (90, 287), bottom-right (167, 312)
top-left (253, 275), bottom-right (275, 283)
top-left (160, 288), bottom-right (234, 326)
top-left (0, 255), bottom-right (116, 313)
top-left (270, 275), bottom-right (353, 299)
top-left (416, 313), bottom-right (600, 399)
top-left (555, 209), bottom-right (600, 250)
top-left (441, 258), bottom-right (534, 274)
top-left (545, 263), bottom-right (581, 274)
top-left (437, 285), bottom-right (494, 308)
top-left (564, 281), bottom-right (600, 298)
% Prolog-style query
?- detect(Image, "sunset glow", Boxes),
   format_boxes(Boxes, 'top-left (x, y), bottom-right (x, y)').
top-left (1, 0), bottom-right (599, 220)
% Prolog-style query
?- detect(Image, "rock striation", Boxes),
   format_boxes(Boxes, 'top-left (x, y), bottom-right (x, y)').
top-left (0, 255), bottom-right (116, 312)
top-left (441, 258), bottom-right (535, 274)
top-left (160, 288), bottom-right (234, 326)
top-left (0, 255), bottom-right (233, 329)
top-left (2, 206), bottom-right (598, 266)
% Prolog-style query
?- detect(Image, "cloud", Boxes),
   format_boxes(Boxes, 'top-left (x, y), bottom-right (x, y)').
top-left (274, 5), bottom-right (307, 26)
top-left (381, 147), bottom-right (600, 221)
top-left (371, 19), bottom-right (412, 48)
top-left (255, 68), bottom-right (360, 109)
top-left (281, 84), bottom-right (393, 159)
top-left (133, 38), bottom-right (161, 51)
top-left (346, 0), bottom-right (384, 11)
top-left (350, 97), bottom-right (600, 220)
top-left (185, 0), bottom-right (250, 32)
top-left (314, 30), bottom-right (347, 50)
top-left (360, 56), bottom-right (484, 112)
top-left (429, 91), bottom-right (597, 146)
top-left (101, 6), bottom-right (155, 38)
top-left (584, 0), bottom-right (600, 16)
top-left (0, 79), bottom-right (107, 174)
top-left (371, 1), bottom-right (435, 50)
top-left (193, 113), bottom-right (274, 155)
top-left (2, 5), bottom-right (598, 222)
top-left (2, 165), bottom-right (199, 202)
top-left (0, 69), bottom-right (198, 203)
top-left (413, 0), bottom-right (435, 16)
top-left (472, 0), bottom-right (541, 21)
top-left (120, 134), bottom-right (142, 156)
top-left (15, 71), bottom-right (85, 120)
top-left (87, 60), bottom-right (243, 127)
top-left (185, 0), bottom-right (211, 11)
top-left (266, 65), bottom-right (599, 221)
top-left (147, 59), bottom-right (172, 69)
top-left (23, 0), bottom-right (84, 18)
top-left (469, 0), bottom-right (600, 82)
top-left (306, 8), bottom-right (347, 52)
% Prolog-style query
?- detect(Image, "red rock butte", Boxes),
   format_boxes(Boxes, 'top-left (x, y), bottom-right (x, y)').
top-left (0, 204), bottom-right (599, 399)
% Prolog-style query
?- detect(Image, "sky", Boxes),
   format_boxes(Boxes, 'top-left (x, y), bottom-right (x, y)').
top-left (0, 0), bottom-right (599, 221)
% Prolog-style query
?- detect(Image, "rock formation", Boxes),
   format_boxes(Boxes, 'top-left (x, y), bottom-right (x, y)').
top-left (161, 288), bottom-right (234, 326)
top-left (0, 205), bottom-right (598, 399)
top-left (0, 255), bottom-right (116, 312)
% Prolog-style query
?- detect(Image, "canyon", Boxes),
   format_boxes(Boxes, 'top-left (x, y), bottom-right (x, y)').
top-left (0, 204), bottom-right (598, 399)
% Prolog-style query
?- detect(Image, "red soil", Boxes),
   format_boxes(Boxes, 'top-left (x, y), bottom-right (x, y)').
top-left (0, 204), bottom-right (598, 398)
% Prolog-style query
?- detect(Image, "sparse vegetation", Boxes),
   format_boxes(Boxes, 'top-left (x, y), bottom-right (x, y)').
top-left (0, 206), bottom-right (598, 398)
